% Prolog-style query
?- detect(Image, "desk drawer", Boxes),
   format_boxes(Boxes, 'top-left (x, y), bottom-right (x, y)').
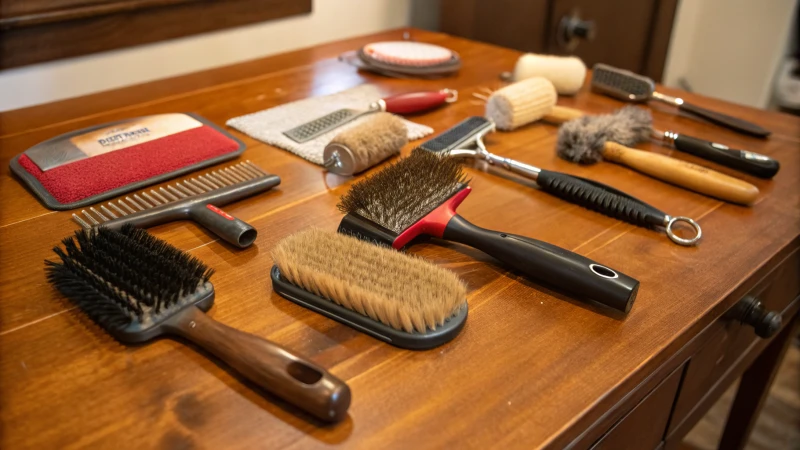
top-left (591, 366), bottom-right (683, 450)
top-left (669, 250), bottom-right (800, 434)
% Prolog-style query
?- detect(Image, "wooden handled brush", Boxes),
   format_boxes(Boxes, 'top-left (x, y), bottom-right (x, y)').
top-left (46, 226), bottom-right (350, 423)
top-left (554, 107), bottom-right (760, 205)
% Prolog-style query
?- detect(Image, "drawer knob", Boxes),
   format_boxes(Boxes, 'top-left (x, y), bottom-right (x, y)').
top-left (737, 296), bottom-right (782, 339)
top-left (558, 10), bottom-right (596, 51)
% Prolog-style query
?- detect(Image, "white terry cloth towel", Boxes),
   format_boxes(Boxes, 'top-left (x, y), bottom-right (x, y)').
top-left (226, 84), bottom-right (434, 165)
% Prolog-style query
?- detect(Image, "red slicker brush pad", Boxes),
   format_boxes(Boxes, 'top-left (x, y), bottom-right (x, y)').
top-left (15, 124), bottom-right (241, 208)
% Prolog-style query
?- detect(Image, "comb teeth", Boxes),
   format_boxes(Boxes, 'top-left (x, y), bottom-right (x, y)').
top-left (337, 148), bottom-right (468, 233)
top-left (418, 116), bottom-right (494, 153)
top-left (591, 64), bottom-right (654, 101)
top-left (45, 225), bottom-right (214, 332)
top-left (73, 161), bottom-right (267, 229)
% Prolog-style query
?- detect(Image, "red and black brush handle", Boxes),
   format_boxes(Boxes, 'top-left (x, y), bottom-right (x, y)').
top-left (339, 187), bottom-right (639, 313)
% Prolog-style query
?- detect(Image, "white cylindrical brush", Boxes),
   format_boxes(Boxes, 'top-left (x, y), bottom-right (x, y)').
top-left (512, 54), bottom-right (587, 95)
top-left (485, 77), bottom-right (557, 131)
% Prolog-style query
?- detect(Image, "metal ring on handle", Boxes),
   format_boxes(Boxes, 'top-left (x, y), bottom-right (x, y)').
top-left (442, 89), bottom-right (458, 103)
top-left (665, 216), bottom-right (702, 246)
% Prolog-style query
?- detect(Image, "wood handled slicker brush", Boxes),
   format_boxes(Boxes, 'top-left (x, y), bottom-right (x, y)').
top-left (420, 116), bottom-right (702, 246)
top-left (323, 112), bottom-right (408, 176)
top-left (337, 148), bottom-right (640, 314)
top-left (71, 161), bottom-right (280, 248)
top-left (46, 226), bottom-right (350, 423)
top-left (590, 63), bottom-right (771, 138)
top-left (555, 108), bottom-right (761, 205)
top-left (271, 228), bottom-right (468, 349)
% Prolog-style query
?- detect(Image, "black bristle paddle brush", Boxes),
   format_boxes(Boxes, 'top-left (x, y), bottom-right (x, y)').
top-left (45, 225), bottom-right (350, 423)
top-left (337, 148), bottom-right (640, 314)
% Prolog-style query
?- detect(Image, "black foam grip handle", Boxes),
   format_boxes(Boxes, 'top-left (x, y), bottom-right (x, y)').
top-left (536, 170), bottom-right (667, 228)
top-left (189, 204), bottom-right (257, 248)
top-left (442, 215), bottom-right (639, 313)
top-left (673, 134), bottom-right (780, 179)
top-left (678, 102), bottom-right (771, 138)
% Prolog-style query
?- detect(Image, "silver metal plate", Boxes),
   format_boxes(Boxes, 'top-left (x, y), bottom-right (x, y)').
top-left (283, 108), bottom-right (362, 143)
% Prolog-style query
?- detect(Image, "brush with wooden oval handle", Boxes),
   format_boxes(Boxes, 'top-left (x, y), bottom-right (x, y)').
top-left (552, 106), bottom-right (759, 205)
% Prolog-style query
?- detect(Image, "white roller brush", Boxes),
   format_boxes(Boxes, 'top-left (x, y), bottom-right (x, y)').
top-left (485, 77), bottom-right (557, 131)
top-left (512, 54), bottom-right (587, 95)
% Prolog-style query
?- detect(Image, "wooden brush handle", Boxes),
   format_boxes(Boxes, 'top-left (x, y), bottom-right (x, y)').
top-left (542, 105), bottom-right (585, 124)
top-left (601, 141), bottom-right (759, 205)
top-left (165, 307), bottom-right (351, 422)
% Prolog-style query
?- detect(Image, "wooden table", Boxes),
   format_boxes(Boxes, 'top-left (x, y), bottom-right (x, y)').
top-left (1, 29), bottom-right (798, 450)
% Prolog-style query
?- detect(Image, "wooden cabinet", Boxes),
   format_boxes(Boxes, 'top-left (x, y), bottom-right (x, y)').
top-left (439, 0), bottom-right (678, 81)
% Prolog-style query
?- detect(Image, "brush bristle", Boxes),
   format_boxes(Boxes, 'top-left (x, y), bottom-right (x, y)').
top-left (272, 228), bottom-right (467, 333)
top-left (45, 225), bottom-right (214, 331)
top-left (330, 112), bottom-right (407, 171)
top-left (337, 147), bottom-right (468, 233)
top-left (556, 106), bottom-right (653, 164)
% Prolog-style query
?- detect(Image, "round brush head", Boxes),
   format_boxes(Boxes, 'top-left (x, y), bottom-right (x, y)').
top-left (512, 53), bottom-right (587, 95)
top-left (271, 228), bottom-right (468, 349)
top-left (323, 112), bottom-right (408, 176)
top-left (363, 41), bottom-right (454, 67)
top-left (485, 77), bottom-right (558, 131)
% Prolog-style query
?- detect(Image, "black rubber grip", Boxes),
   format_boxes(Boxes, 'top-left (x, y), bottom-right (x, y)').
top-left (442, 215), bottom-right (639, 313)
top-left (679, 102), bottom-right (771, 138)
top-left (536, 170), bottom-right (667, 229)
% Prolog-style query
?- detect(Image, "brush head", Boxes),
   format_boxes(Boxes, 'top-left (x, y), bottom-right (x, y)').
top-left (337, 147), bottom-right (468, 235)
top-left (45, 225), bottom-right (215, 342)
top-left (271, 228), bottom-right (468, 348)
top-left (323, 112), bottom-right (408, 176)
top-left (590, 63), bottom-right (655, 102)
top-left (556, 106), bottom-right (653, 164)
top-left (512, 54), bottom-right (587, 95)
top-left (485, 77), bottom-right (558, 130)
top-left (418, 116), bottom-right (495, 154)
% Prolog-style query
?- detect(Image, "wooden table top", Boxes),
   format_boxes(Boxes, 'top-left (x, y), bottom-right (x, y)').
top-left (1, 28), bottom-right (798, 449)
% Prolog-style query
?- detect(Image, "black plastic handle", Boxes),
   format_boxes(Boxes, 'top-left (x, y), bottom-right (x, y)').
top-left (188, 204), bottom-right (257, 248)
top-left (678, 102), bottom-right (771, 138)
top-left (442, 215), bottom-right (639, 313)
top-left (673, 134), bottom-right (780, 179)
top-left (536, 170), bottom-right (668, 228)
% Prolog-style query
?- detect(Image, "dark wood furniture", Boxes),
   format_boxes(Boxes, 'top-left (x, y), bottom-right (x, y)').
top-left (439, 0), bottom-right (679, 81)
top-left (1, 29), bottom-right (798, 449)
top-left (0, 0), bottom-right (312, 69)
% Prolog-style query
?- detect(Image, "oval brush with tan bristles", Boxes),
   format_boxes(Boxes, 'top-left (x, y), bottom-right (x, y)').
top-left (270, 227), bottom-right (468, 350)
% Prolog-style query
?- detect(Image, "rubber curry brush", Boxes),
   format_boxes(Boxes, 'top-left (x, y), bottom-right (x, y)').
top-left (323, 112), bottom-right (408, 176)
top-left (419, 116), bottom-right (702, 246)
top-left (72, 161), bottom-right (279, 248)
top-left (555, 108), bottom-right (760, 206)
top-left (337, 147), bottom-right (640, 314)
top-left (271, 228), bottom-right (468, 349)
top-left (46, 226), bottom-right (350, 423)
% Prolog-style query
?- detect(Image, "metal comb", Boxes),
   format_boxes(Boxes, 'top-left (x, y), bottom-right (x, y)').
top-left (72, 161), bottom-right (281, 248)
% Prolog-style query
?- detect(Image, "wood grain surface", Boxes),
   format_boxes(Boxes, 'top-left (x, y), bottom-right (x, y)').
top-left (0, 28), bottom-right (799, 449)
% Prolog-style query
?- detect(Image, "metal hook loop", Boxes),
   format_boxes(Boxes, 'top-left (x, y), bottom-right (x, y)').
top-left (442, 89), bottom-right (458, 103)
top-left (666, 216), bottom-right (702, 246)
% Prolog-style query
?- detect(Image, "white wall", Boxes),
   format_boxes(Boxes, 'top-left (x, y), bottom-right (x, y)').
top-left (0, 0), bottom-right (437, 112)
top-left (662, 0), bottom-right (798, 108)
